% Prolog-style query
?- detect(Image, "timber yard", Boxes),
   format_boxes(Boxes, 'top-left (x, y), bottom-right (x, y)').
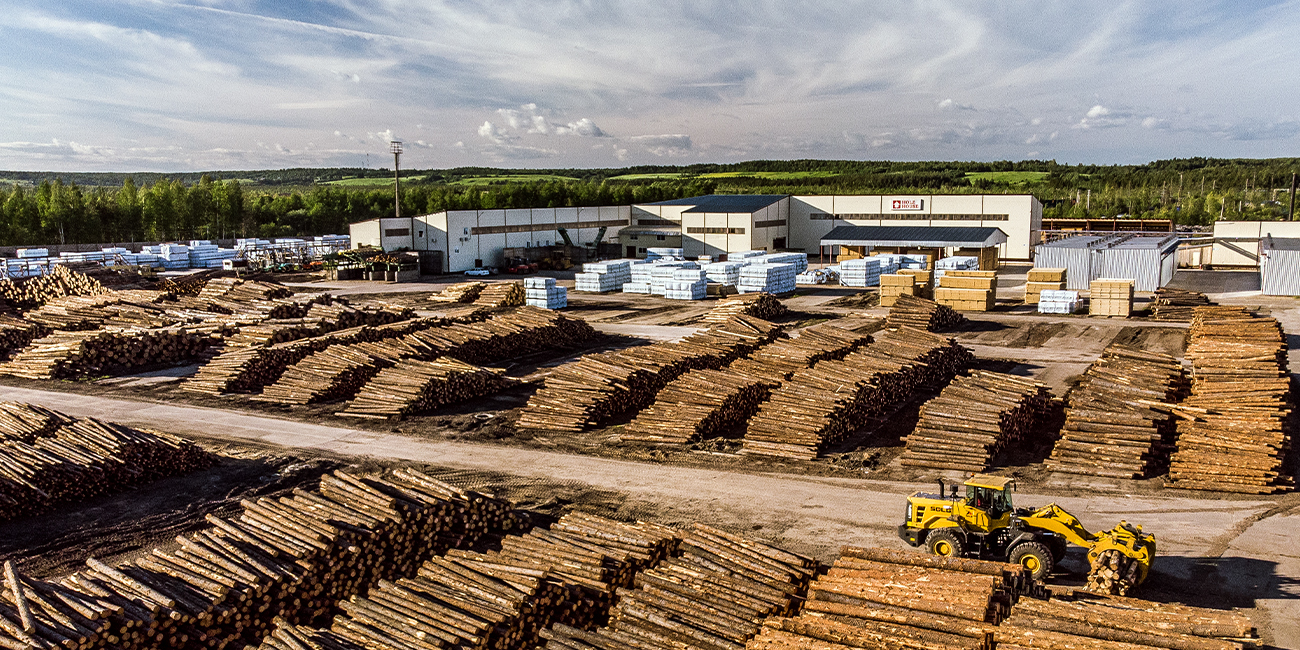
top-left (0, 247), bottom-right (1297, 650)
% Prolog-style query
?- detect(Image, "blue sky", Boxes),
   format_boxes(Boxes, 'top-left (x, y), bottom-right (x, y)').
top-left (1, 1), bottom-right (1298, 171)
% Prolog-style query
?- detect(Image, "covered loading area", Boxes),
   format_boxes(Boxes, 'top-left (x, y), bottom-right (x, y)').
top-left (819, 224), bottom-right (1009, 270)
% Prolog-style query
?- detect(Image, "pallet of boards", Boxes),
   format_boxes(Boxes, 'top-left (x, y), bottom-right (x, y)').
top-left (998, 588), bottom-right (1258, 649)
top-left (885, 294), bottom-right (966, 332)
top-left (539, 523), bottom-right (818, 650)
top-left (1089, 278), bottom-right (1134, 317)
top-left (878, 273), bottom-right (921, 307)
top-left (0, 264), bottom-right (109, 312)
top-left (741, 327), bottom-right (972, 460)
top-left (1044, 344), bottom-right (1187, 479)
top-left (935, 271), bottom-right (996, 312)
top-left (1148, 288), bottom-right (1214, 321)
top-left (1166, 306), bottom-right (1294, 494)
top-left (702, 292), bottom-right (788, 324)
top-left (0, 468), bottom-right (517, 650)
top-left (897, 370), bottom-right (1055, 473)
top-left (1024, 267), bottom-right (1067, 304)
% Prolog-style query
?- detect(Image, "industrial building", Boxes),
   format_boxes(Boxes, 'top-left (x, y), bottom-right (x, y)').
top-left (1260, 236), bottom-right (1300, 296)
top-left (351, 193), bottom-right (1042, 272)
top-left (1035, 234), bottom-right (1180, 292)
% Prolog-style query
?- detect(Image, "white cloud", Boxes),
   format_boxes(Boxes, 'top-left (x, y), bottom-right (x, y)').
top-left (938, 98), bottom-right (976, 111)
top-left (625, 134), bottom-right (692, 156)
top-left (477, 121), bottom-right (511, 144)
top-left (556, 118), bottom-right (607, 137)
top-left (1076, 104), bottom-right (1133, 129)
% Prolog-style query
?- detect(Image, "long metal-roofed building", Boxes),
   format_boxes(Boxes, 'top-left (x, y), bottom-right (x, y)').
top-left (631, 194), bottom-right (790, 258)
top-left (819, 225), bottom-right (1008, 269)
top-left (1261, 236), bottom-right (1300, 296)
top-left (1035, 234), bottom-right (1179, 291)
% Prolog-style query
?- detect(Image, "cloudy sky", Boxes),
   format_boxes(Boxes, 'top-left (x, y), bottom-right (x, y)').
top-left (1, 1), bottom-right (1298, 172)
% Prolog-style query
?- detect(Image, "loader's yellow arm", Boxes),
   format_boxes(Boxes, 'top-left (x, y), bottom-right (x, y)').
top-left (1021, 503), bottom-right (1157, 584)
top-left (1020, 503), bottom-right (1099, 547)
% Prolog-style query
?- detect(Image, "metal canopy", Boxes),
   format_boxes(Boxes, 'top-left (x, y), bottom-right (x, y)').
top-left (820, 225), bottom-right (1008, 249)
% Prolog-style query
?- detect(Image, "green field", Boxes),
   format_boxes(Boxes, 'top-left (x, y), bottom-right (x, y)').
top-left (607, 170), bottom-right (841, 181)
top-left (323, 175), bottom-right (427, 187)
top-left (447, 174), bottom-right (581, 185)
top-left (964, 171), bottom-right (1049, 184)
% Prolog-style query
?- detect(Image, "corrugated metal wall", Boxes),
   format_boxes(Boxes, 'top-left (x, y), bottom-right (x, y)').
top-left (1261, 246), bottom-right (1300, 296)
top-left (1036, 234), bottom-right (1178, 291)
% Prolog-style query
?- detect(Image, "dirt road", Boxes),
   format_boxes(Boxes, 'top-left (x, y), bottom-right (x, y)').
top-left (8, 384), bottom-right (1299, 646)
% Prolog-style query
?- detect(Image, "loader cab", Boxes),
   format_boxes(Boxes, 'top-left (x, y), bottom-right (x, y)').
top-left (956, 475), bottom-right (1015, 533)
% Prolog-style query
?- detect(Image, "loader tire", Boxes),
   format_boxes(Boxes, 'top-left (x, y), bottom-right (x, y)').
top-left (1010, 541), bottom-right (1053, 581)
top-left (926, 529), bottom-right (963, 558)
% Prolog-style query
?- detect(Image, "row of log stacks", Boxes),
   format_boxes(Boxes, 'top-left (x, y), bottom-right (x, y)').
top-left (158, 269), bottom-right (225, 296)
top-left (1044, 344), bottom-right (1188, 479)
top-left (1167, 306), bottom-right (1294, 494)
top-left (0, 405), bottom-right (214, 523)
top-left (745, 545), bottom-right (1035, 650)
top-left (620, 323), bottom-right (872, 445)
top-left (254, 511), bottom-right (681, 650)
top-left (0, 315), bottom-right (48, 362)
top-left (430, 281), bottom-right (487, 303)
top-left (897, 370), bottom-right (1056, 473)
top-left (255, 338), bottom-right (436, 406)
top-left (474, 282), bottom-right (526, 309)
top-left (538, 523), bottom-right (819, 650)
top-left (0, 468), bottom-right (517, 650)
top-left (23, 290), bottom-right (173, 331)
top-left (999, 588), bottom-right (1258, 650)
top-left (1148, 288), bottom-right (1214, 322)
top-left (0, 265), bottom-right (109, 312)
top-left (885, 294), bottom-right (967, 332)
top-left (516, 316), bottom-right (782, 433)
top-left (406, 307), bottom-right (600, 367)
top-left (702, 293), bottom-right (789, 325)
top-left (198, 277), bottom-right (295, 302)
top-left (0, 326), bottom-right (215, 380)
top-left (335, 358), bottom-right (511, 419)
top-left (741, 327), bottom-right (972, 460)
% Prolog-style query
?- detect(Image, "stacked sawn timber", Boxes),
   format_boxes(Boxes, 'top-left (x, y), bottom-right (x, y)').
top-left (747, 545), bottom-right (1036, 650)
top-left (998, 588), bottom-right (1258, 650)
top-left (1167, 306), bottom-right (1294, 494)
top-left (702, 293), bottom-right (789, 325)
top-left (898, 370), bottom-right (1055, 472)
top-left (0, 468), bottom-right (517, 650)
top-left (1045, 344), bottom-right (1187, 479)
top-left (0, 326), bottom-right (212, 379)
top-left (885, 293), bottom-right (966, 332)
top-left (0, 403), bottom-right (213, 523)
top-left (1149, 288), bottom-right (1213, 322)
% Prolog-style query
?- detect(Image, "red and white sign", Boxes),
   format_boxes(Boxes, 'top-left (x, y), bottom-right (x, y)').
top-left (891, 199), bottom-right (924, 211)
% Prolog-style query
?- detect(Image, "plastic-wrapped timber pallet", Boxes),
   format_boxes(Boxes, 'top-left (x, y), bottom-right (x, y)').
top-left (897, 370), bottom-right (1055, 472)
top-left (1045, 344), bottom-right (1187, 479)
top-left (935, 270), bottom-right (996, 312)
top-left (885, 294), bottom-right (966, 332)
top-left (1024, 267), bottom-right (1066, 304)
top-left (1167, 306), bottom-right (1294, 494)
top-left (539, 523), bottom-right (818, 650)
top-left (747, 545), bottom-right (1037, 650)
top-left (1089, 278), bottom-right (1134, 317)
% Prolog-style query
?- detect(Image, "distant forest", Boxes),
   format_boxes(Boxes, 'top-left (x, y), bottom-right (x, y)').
top-left (0, 158), bottom-right (1295, 246)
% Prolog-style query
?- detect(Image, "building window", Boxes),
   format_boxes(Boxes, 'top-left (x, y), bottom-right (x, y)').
top-left (754, 219), bottom-right (786, 228)
top-left (384, 228), bottom-right (410, 237)
top-left (686, 227), bottom-right (746, 234)
top-left (628, 235), bottom-right (639, 240)
top-left (656, 235), bottom-right (666, 240)
top-left (827, 213), bottom-right (1009, 221)
top-left (638, 247), bottom-right (647, 253)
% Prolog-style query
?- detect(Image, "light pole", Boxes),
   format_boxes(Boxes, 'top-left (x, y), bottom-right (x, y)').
top-left (390, 140), bottom-right (407, 246)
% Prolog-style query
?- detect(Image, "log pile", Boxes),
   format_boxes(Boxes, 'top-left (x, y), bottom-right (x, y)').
top-left (742, 327), bottom-right (971, 460)
top-left (336, 357), bottom-right (511, 419)
top-left (703, 293), bottom-right (788, 325)
top-left (255, 337), bottom-right (437, 406)
top-left (730, 323), bottom-right (872, 381)
top-left (199, 277), bottom-right (295, 302)
top-left (620, 369), bottom-right (778, 444)
top-left (0, 326), bottom-right (213, 380)
top-left (517, 317), bottom-right (781, 432)
top-left (539, 522), bottom-right (818, 650)
top-left (1045, 344), bottom-right (1187, 479)
top-left (0, 315), bottom-right (48, 361)
top-left (745, 546), bottom-right (1034, 650)
top-left (0, 468), bottom-right (516, 650)
top-left (410, 307), bottom-right (599, 366)
top-left (158, 269), bottom-right (225, 296)
top-left (430, 281), bottom-right (486, 303)
top-left (999, 588), bottom-right (1258, 649)
top-left (1149, 288), bottom-right (1213, 322)
top-left (898, 371), bottom-right (1055, 473)
top-left (0, 404), bottom-right (214, 523)
top-left (885, 294), bottom-right (966, 332)
top-left (0, 264), bottom-right (108, 311)
top-left (474, 282), bottom-right (526, 309)
top-left (1167, 306), bottom-right (1294, 494)
top-left (1085, 548), bottom-right (1144, 596)
top-left (23, 290), bottom-right (173, 331)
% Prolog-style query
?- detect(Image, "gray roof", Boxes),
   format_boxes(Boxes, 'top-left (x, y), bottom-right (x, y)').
top-left (1040, 233), bottom-right (1178, 252)
top-left (820, 225), bottom-right (1007, 248)
top-left (1262, 236), bottom-right (1300, 251)
top-left (619, 226), bottom-right (682, 236)
top-left (646, 194), bottom-right (788, 213)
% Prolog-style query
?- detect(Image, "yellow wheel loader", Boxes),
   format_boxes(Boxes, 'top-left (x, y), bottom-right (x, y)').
top-left (898, 475), bottom-right (1155, 585)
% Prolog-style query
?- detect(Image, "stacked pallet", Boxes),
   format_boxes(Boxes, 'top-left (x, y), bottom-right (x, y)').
top-left (0, 468), bottom-right (517, 650)
top-left (742, 327), bottom-right (971, 460)
top-left (999, 589), bottom-right (1257, 650)
top-left (540, 523), bottom-right (818, 650)
top-left (1024, 267), bottom-right (1067, 304)
top-left (879, 273), bottom-right (921, 307)
top-left (336, 357), bottom-right (510, 418)
top-left (0, 315), bottom-right (48, 361)
top-left (1149, 288), bottom-right (1214, 321)
top-left (935, 270), bottom-right (997, 312)
top-left (430, 281), bottom-right (486, 303)
top-left (702, 293), bottom-right (788, 325)
top-left (1089, 278), bottom-right (1135, 317)
top-left (0, 404), bottom-right (213, 523)
top-left (474, 281), bottom-right (526, 309)
top-left (0, 264), bottom-right (108, 311)
top-left (748, 546), bottom-right (1036, 650)
top-left (1045, 344), bottom-right (1186, 479)
top-left (0, 326), bottom-right (212, 379)
top-left (885, 294), bottom-right (966, 331)
top-left (1167, 307), bottom-right (1294, 494)
top-left (898, 371), bottom-right (1055, 472)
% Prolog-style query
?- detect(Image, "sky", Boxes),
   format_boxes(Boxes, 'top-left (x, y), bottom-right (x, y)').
top-left (1, 1), bottom-right (1299, 172)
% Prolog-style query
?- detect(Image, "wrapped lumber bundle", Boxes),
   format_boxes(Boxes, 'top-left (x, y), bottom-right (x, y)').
top-left (742, 327), bottom-right (971, 460)
top-left (430, 281), bottom-right (486, 303)
top-left (999, 588), bottom-right (1257, 649)
top-left (620, 368), bottom-right (778, 444)
top-left (0, 315), bottom-right (48, 361)
top-left (336, 357), bottom-right (510, 418)
top-left (1167, 307), bottom-right (1294, 494)
top-left (474, 281), bottom-right (526, 309)
top-left (0, 326), bottom-right (212, 380)
top-left (1045, 344), bottom-right (1186, 479)
top-left (898, 371), bottom-right (1055, 472)
top-left (1149, 288), bottom-right (1213, 321)
top-left (1089, 278), bottom-right (1135, 317)
top-left (1024, 267), bottom-right (1067, 305)
top-left (0, 468), bottom-right (517, 650)
top-left (702, 292), bottom-right (788, 325)
top-left (0, 264), bottom-right (109, 311)
top-left (885, 293), bottom-right (966, 331)
top-left (539, 523), bottom-right (818, 650)
top-left (0, 408), bottom-right (214, 523)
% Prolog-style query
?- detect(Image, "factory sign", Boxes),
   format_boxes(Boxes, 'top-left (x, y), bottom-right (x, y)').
top-left (891, 199), bottom-right (924, 211)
